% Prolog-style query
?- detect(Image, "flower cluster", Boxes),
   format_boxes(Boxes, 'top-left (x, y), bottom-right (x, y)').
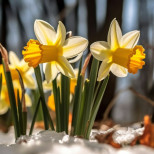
top-left (22, 19), bottom-right (145, 82)
top-left (0, 18), bottom-right (146, 139)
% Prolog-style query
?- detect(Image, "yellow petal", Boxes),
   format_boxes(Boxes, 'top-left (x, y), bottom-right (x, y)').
top-left (90, 41), bottom-right (111, 61)
top-left (9, 51), bottom-right (20, 67)
top-left (54, 21), bottom-right (66, 46)
top-left (23, 75), bottom-right (36, 89)
top-left (110, 63), bottom-right (128, 77)
top-left (44, 62), bottom-right (58, 82)
top-left (97, 60), bottom-right (111, 81)
top-left (63, 36), bottom-right (88, 58)
top-left (107, 18), bottom-right (122, 50)
top-left (57, 56), bottom-right (75, 78)
top-left (0, 100), bottom-right (9, 115)
top-left (47, 94), bottom-right (55, 111)
top-left (25, 93), bottom-right (32, 107)
top-left (120, 30), bottom-right (140, 48)
top-left (34, 20), bottom-right (56, 45)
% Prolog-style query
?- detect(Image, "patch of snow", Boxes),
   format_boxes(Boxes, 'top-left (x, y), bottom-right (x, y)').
top-left (0, 128), bottom-right (153, 154)
top-left (113, 127), bottom-right (144, 145)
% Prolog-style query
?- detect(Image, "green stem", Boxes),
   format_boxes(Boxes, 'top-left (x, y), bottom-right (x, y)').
top-left (61, 75), bottom-right (70, 134)
top-left (52, 79), bottom-right (61, 132)
top-left (77, 79), bottom-right (89, 135)
top-left (34, 66), bottom-right (49, 130)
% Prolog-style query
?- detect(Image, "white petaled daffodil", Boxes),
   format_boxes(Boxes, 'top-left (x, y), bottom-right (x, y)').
top-left (9, 51), bottom-right (36, 89)
top-left (90, 18), bottom-right (145, 81)
top-left (22, 20), bottom-right (88, 82)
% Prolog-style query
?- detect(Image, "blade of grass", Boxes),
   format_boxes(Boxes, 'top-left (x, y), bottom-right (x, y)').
top-left (85, 76), bottom-right (109, 139)
top-left (34, 66), bottom-right (49, 130)
top-left (29, 96), bottom-right (41, 135)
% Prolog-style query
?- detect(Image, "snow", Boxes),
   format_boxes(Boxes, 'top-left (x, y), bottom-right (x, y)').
top-left (0, 128), bottom-right (153, 154)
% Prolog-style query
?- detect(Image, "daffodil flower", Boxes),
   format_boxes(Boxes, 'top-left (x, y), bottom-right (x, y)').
top-left (0, 83), bottom-right (31, 115)
top-left (22, 20), bottom-right (88, 82)
top-left (90, 18), bottom-right (145, 81)
top-left (8, 51), bottom-right (36, 89)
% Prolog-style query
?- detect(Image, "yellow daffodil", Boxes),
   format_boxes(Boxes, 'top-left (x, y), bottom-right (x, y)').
top-left (90, 18), bottom-right (145, 81)
top-left (22, 20), bottom-right (88, 82)
top-left (0, 82), bottom-right (31, 115)
top-left (8, 51), bottom-right (36, 89)
top-left (0, 51), bottom-right (34, 114)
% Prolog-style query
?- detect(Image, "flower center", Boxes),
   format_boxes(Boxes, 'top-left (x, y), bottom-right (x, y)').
top-left (112, 45), bottom-right (145, 74)
top-left (22, 39), bottom-right (63, 68)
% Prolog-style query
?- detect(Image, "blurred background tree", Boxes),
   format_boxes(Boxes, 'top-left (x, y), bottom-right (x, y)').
top-left (0, 0), bottom-right (154, 124)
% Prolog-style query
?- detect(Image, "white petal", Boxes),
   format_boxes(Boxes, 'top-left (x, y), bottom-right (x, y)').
top-left (107, 18), bottom-right (122, 49)
top-left (110, 63), bottom-right (128, 77)
top-left (97, 60), bottom-right (111, 81)
top-left (56, 56), bottom-right (75, 78)
top-left (90, 41), bottom-right (110, 61)
top-left (44, 62), bottom-right (58, 82)
top-left (23, 75), bottom-right (36, 89)
top-left (120, 30), bottom-right (140, 48)
top-left (43, 80), bottom-right (52, 90)
top-left (26, 67), bottom-right (34, 75)
top-left (19, 59), bottom-right (33, 74)
top-left (34, 20), bottom-right (56, 45)
top-left (69, 52), bottom-right (83, 63)
top-left (9, 51), bottom-right (20, 67)
top-left (63, 36), bottom-right (88, 58)
top-left (54, 21), bottom-right (66, 46)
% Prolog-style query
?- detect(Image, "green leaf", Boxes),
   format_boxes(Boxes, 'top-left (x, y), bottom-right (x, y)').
top-left (76, 79), bottom-right (89, 135)
top-left (85, 76), bottom-right (109, 139)
top-left (2, 60), bottom-right (20, 139)
top-left (52, 78), bottom-right (61, 132)
top-left (71, 74), bottom-right (84, 135)
top-left (17, 90), bottom-right (23, 135)
top-left (22, 111), bottom-right (27, 135)
top-left (34, 66), bottom-right (49, 130)
top-left (81, 58), bottom-right (99, 135)
top-left (61, 74), bottom-right (70, 134)
top-left (29, 96), bottom-right (41, 135)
